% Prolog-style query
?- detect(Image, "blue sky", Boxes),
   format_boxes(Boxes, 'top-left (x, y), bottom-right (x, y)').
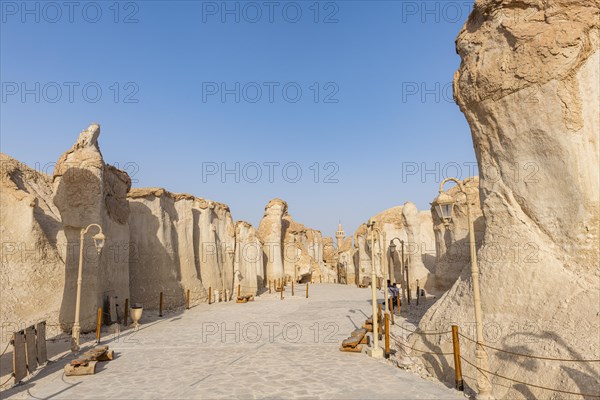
top-left (1, 0), bottom-right (477, 238)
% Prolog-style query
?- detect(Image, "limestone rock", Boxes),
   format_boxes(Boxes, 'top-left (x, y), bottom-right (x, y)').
top-left (257, 199), bottom-right (329, 283)
top-left (419, 1), bottom-right (600, 398)
top-left (234, 221), bottom-right (264, 295)
top-left (353, 203), bottom-right (436, 290)
top-left (52, 124), bottom-right (131, 331)
top-left (0, 153), bottom-right (65, 339)
top-left (431, 177), bottom-right (484, 291)
top-left (127, 188), bottom-right (237, 306)
top-left (257, 198), bottom-right (287, 282)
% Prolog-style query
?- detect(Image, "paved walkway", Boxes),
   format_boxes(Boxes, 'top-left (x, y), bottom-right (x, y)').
top-left (3, 284), bottom-right (462, 399)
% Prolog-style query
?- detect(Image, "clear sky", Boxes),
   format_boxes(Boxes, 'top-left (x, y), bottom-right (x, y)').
top-left (1, 0), bottom-right (477, 239)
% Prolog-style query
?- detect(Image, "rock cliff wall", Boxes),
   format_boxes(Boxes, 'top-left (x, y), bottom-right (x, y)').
top-left (431, 177), bottom-right (484, 291)
top-left (417, 1), bottom-right (600, 397)
top-left (353, 203), bottom-right (436, 290)
top-left (0, 154), bottom-right (66, 337)
top-left (127, 188), bottom-right (241, 307)
top-left (52, 124), bottom-right (131, 331)
top-left (258, 199), bottom-right (329, 284)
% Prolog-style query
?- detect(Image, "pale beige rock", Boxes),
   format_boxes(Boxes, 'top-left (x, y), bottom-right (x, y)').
top-left (257, 199), bottom-right (287, 281)
top-left (127, 188), bottom-right (238, 306)
top-left (257, 199), bottom-right (330, 283)
top-left (0, 153), bottom-right (65, 340)
top-left (431, 177), bottom-right (484, 291)
top-left (418, 1), bottom-right (600, 398)
top-left (353, 203), bottom-right (436, 290)
top-left (52, 124), bottom-right (131, 332)
top-left (335, 237), bottom-right (356, 285)
top-left (234, 221), bottom-right (263, 295)
top-left (281, 215), bottom-right (318, 283)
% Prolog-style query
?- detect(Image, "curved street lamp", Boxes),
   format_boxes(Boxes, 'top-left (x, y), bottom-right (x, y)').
top-left (72, 223), bottom-right (106, 353)
top-left (432, 177), bottom-right (493, 399)
top-left (366, 219), bottom-right (384, 358)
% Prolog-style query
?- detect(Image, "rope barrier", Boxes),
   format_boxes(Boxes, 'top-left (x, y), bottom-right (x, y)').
top-left (457, 333), bottom-right (600, 363)
top-left (389, 333), bottom-right (453, 356)
top-left (0, 374), bottom-right (13, 387)
top-left (459, 355), bottom-right (600, 398)
top-left (0, 341), bottom-right (11, 357)
top-left (394, 323), bottom-right (452, 336)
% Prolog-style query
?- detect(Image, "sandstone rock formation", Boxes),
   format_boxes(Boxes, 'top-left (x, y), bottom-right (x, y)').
top-left (323, 235), bottom-right (355, 284)
top-left (417, 1), bottom-right (600, 398)
top-left (0, 154), bottom-right (66, 337)
top-left (257, 199), bottom-right (287, 282)
top-left (431, 177), bottom-right (484, 291)
top-left (234, 221), bottom-right (264, 295)
top-left (53, 124), bottom-right (131, 331)
top-left (257, 199), bottom-right (329, 283)
top-left (128, 188), bottom-right (242, 307)
top-left (353, 203), bottom-right (436, 290)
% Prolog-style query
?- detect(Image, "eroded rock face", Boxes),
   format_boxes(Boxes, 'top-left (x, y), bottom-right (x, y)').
top-left (258, 199), bottom-right (329, 283)
top-left (234, 221), bottom-right (264, 295)
top-left (335, 237), bottom-right (356, 284)
top-left (127, 188), bottom-right (238, 306)
top-left (53, 124), bottom-right (131, 331)
top-left (0, 153), bottom-right (66, 337)
top-left (419, 2), bottom-right (600, 397)
top-left (431, 177), bottom-right (484, 291)
top-left (257, 199), bottom-right (287, 282)
top-left (353, 203), bottom-right (435, 290)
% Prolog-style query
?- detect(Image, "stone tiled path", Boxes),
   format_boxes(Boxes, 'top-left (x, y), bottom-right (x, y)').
top-left (3, 284), bottom-right (462, 399)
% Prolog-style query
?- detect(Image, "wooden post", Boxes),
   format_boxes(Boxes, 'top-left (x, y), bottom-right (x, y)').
top-left (237, 284), bottom-right (241, 298)
top-left (396, 295), bottom-right (400, 315)
top-left (124, 299), bottom-right (129, 326)
top-left (280, 286), bottom-right (283, 300)
top-left (416, 280), bottom-right (420, 306)
top-left (452, 325), bottom-right (464, 391)
top-left (208, 287), bottom-right (212, 304)
top-left (159, 292), bottom-right (164, 317)
top-left (95, 307), bottom-right (102, 343)
top-left (186, 289), bottom-right (190, 310)
top-left (310, 275), bottom-right (313, 284)
top-left (377, 303), bottom-right (382, 324)
top-left (384, 313), bottom-right (390, 358)
top-left (306, 283), bottom-right (309, 298)
top-left (389, 301), bottom-right (394, 324)
top-left (268, 280), bottom-right (271, 294)
top-left (291, 281), bottom-right (294, 296)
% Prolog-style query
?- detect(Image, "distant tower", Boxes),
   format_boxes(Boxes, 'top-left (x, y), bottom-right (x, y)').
top-left (335, 222), bottom-right (345, 250)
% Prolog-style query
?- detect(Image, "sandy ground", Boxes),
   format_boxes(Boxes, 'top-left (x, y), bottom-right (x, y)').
top-left (0, 284), bottom-right (463, 399)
